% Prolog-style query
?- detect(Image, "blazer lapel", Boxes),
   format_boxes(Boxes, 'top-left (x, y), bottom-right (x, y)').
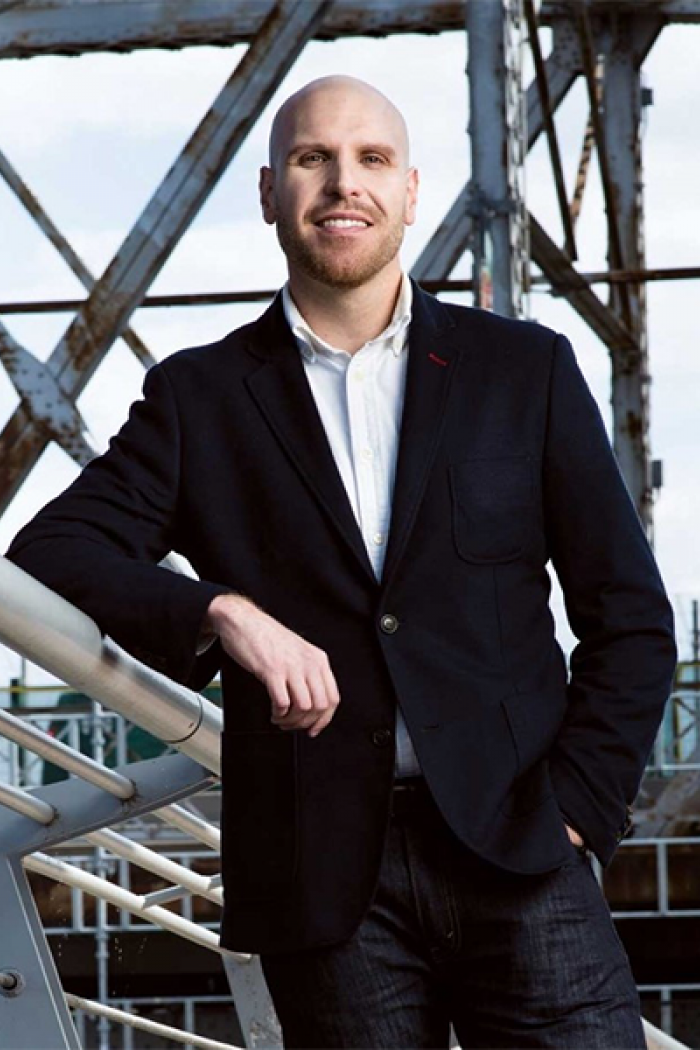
top-left (245, 298), bottom-right (376, 583)
top-left (382, 284), bottom-right (463, 587)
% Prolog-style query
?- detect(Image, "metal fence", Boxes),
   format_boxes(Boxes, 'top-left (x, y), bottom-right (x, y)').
top-left (0, 556), bottom-right (690, 1050)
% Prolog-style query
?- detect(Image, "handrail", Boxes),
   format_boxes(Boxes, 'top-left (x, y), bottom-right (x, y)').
top-left (643, 1021), bottom-right (691, 1050)
top-left (0, 557), bottom-right (221, 774)
top-left (155, 803), bottom-right (222, 850)
top-left (85, 827), bottom-right (223, 905)
top-left (64, 993), bottom-right (242, 1050)
top-left (0, 707), bottom-right (135, 799)
top-left (23, 851), bottom-right (241, 957)
top-left (0, 782), bottom-right (55, 824)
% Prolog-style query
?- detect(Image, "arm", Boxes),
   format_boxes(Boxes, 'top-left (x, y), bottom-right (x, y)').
top-left (8, 365), bottom-right (341, 729)
top-left (7, 364), bottom-right (228, 686)
top-left (543, 336), bottom-right (677, 864)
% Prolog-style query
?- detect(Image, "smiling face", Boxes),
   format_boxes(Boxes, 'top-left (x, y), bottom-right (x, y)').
top-left (259, 77), bottom-right (418, 291)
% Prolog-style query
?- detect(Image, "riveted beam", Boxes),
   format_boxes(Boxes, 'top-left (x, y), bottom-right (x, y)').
top-left (600, 14), bottom-right (654, 531)
top-left (0, 1), bottom-right (697, 60)
top-left (0, 322), bottom-right (95, 464)
top-left (412, 20), bottom-right (581, 282)
top-left (0, 0), bottom-right (331, 514)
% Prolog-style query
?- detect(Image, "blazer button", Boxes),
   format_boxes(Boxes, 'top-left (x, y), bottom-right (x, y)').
top-left (371, 728), bottom-right (392, 748)
top-left (380, 613), bottom-right (399, 634)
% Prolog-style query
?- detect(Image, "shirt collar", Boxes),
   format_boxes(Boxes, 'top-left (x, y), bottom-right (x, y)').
top-left (282, 274), bottom-right (412, 364)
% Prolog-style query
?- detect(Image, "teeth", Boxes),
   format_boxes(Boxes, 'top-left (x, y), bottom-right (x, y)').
top-left (321, 219), bottom-right (368, 229)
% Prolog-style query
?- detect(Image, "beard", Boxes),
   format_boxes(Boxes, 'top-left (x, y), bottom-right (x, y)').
top-left (275, 213), bottom-right (405, 289)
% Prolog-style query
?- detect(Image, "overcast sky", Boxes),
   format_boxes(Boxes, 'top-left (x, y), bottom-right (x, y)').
top-left (0, 22), bottom-right (698, 686)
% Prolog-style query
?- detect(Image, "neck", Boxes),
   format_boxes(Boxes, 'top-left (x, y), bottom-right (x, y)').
top-left (288, 265), bottom-right (404, 355)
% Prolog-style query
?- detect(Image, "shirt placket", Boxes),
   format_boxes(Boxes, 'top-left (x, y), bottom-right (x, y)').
top-left (345, 347), bottom-right (385, 580)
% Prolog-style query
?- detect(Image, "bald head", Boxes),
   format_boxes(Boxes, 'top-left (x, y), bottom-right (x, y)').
top-left (259, 75), bottom-right (418, 294)
top-left (268, 76), bottom-right (411, 172)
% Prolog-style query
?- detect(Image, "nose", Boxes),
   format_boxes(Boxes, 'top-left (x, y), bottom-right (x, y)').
top-left (324, 155), bottom-right (361, 199)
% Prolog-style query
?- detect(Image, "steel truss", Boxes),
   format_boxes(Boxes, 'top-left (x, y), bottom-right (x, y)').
top-left (2, 0), bottom-right (697, 531)
top-left (0, 6), bottom-right (697, 1044)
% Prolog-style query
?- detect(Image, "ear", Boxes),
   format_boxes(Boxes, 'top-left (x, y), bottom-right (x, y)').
top-left (259, 166), bottom-right (277, 225)
top-left (403, 166), bottom-right (419, 227)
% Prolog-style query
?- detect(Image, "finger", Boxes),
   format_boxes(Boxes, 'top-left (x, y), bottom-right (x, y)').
top-left (273, 674), bottom-right (313, 727)
top-left (267, 676), bottom-right (291, 723)
top-left (307, 707), bottom-right (335, 737)
top-left (319, 659), bottom-right (341, 712)
top-left (306, 665), bottom-right (340, 737)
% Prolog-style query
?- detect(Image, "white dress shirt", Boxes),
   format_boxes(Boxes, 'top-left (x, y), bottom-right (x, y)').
top-left (282, 276), bottom-right (422, 778)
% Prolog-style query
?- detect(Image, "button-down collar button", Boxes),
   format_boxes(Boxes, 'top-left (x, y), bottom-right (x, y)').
top-left (380, 614), bottom-right (399, 634)
top-left (371, 728), bottom-right (392, 748)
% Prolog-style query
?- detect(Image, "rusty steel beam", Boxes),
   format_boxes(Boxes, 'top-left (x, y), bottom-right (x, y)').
top-left (0, 0), bottom-right (460, 58)
top-left (543, 0), bottom-right (700, 20)
top-left (572, 0), bottom-right (633, 329)
top-left (4, 266), bottom-right (700, 318)
top-left (529, 212), bottom-right (637, 355)
top-left (0, 1), bottom-right (696, 60)
top-left (0, 0), bottom-right (331, 513)
top-left (0, 147), bottom-right (157, 371)
top-left (0, 322), bottom-right (95, 463)
top-left (524, 0), bottom-right (577, 260)
top-left (569, 83), bottom-right (599, 230)
top-left (601, 15), bottom-right (653, 532)
top-left (412, 19), bottom-right (581, 282)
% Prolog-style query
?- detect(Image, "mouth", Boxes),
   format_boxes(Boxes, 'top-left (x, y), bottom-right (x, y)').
top-left (314, 214), bottom-right (372, 231)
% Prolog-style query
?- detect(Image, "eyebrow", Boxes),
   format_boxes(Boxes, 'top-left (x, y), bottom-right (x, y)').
top-left (285, 141), bottom-right (399, 162)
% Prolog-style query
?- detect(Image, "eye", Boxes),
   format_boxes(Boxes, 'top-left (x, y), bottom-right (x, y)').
top-left (362, 153), bottom-right (386, 166)
top-left (298, 151), bottom-right (326, 167)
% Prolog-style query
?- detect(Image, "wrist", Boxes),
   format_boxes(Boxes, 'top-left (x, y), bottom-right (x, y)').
top-left (205, 593), bottom-right (255, 635)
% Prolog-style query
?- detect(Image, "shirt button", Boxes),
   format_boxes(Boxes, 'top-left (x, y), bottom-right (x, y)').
top-left (362, 448), bottom-right (374, 461)
top-left (372, 532), bottom-right (385, 546)
top-left (380, 614), bottom-right (399, 634)
top-left (372, 728), bottom-right (392, 748)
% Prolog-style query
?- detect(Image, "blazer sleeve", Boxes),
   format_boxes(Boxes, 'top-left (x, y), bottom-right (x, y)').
top-left (543, 334), bottom-right (677, 864)
top-left (6, 363), bottom-right (229, 688)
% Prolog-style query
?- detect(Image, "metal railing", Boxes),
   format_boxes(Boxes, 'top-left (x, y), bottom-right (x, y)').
top-left (0, 556), bottom-right (690, 1050)
top-left (0, 557), bottom-right (276, 1050)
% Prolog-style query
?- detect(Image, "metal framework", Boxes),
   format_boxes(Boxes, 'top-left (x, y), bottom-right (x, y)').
top-left (0, 556), bottom-right (690, 1050)
top-left (0, 4), bottom-right (698, 1044)
top-left (2, 0), bottom-right (698, 530)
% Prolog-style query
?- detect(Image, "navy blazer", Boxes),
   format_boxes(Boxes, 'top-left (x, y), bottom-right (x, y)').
top-left (7, 284), bottom-right (677, 953)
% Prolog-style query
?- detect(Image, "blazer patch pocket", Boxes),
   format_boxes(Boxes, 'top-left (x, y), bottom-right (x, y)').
top-left (450, 456), bottom-right (534, 563)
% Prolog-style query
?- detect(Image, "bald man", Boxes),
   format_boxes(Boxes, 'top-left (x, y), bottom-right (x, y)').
top-left (8, 77), bottom-right (675, 1048)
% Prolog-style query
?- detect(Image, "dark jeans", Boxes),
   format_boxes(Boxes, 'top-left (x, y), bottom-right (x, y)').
top-left (261, 784), bottom-right (644, 1049)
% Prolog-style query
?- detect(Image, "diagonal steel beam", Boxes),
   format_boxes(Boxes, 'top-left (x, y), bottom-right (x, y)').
top-left (571, 0), bottom-right (632, 329)
top-left (528, 211), bottom-right (637, 354)
top-left (0, 0), bottom-right (331, 515)
top-left (411, 20), bottom-right (581, 281)
top-left (0, 322), bottom-right (95, 464)
top-left (0, 146), bottom-right (157, 371)
top-left (524, 0), bottom-right (577, 259)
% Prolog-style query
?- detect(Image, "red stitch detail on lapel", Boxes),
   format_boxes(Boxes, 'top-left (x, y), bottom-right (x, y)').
top-left (428, 353), bottom-right (448, 367)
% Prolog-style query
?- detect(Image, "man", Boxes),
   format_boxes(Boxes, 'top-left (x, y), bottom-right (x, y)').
top-left (8, 76), bottom-right (676, 1048)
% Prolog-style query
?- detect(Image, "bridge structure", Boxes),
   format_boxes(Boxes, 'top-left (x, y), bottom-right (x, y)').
top-left (0, 555), bottom-right (691, 1050)
top-left (0, 1), bottom-right (698, 1046)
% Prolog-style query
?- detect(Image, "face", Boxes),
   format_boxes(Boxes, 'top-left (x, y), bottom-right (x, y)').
top-left (259, 80), bottom-right (418, 290)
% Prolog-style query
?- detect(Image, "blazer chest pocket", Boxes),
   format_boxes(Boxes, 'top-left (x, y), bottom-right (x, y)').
top-left (450, 456), bottom-right (534, 563)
